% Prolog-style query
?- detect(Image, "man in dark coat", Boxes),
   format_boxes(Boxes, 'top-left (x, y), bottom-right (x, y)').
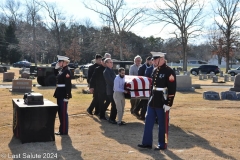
top-left (89, 58), bottom-right (110, 120)
top-left (54, 55), bottom-right (72, 135)
top-left (103, 58), bottom-right (117, 124)
top-left (138, 52), bottom-right (176, 150)
top-left (86, 54), bottom-right (102, 115)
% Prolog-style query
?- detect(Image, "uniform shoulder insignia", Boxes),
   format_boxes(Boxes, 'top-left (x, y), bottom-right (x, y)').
top-left (169, 74), bottom-right (175, 82)
top-left (66, 74), bottom-right (70, 78)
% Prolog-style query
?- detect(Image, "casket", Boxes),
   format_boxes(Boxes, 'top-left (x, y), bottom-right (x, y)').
top-left (124, 75), bottom-right (152, 99)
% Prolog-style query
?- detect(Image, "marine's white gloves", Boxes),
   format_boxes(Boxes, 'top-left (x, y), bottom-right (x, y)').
top-left (63, 98), bottom-right (69, 102)
top-left (55, 62), bottom-right (60, 69)
top-left (163, 104), bottom-right (170, 112)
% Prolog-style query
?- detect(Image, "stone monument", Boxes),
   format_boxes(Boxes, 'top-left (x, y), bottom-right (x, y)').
top-left (176, 75), bottom-right (195, 91)
top-left (11, 79), bottom-right (32, 92)
top-left (221, 91), bottom-right (237, 100)
top-left (229, 74), bottom-right (240, 92)
top-left (203, 91), bottom-right (220, 100)
top-left (3, 72), bottom-right (14, 82)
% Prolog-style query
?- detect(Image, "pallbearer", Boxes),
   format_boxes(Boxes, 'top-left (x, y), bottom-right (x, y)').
top-left (53, 55), bottom-right (72, 135)
top-left (138, 52), bottom-right (176, 150)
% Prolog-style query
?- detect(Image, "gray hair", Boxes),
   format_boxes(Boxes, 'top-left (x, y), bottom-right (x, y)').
top-left (104, 53), bottom-right (111, 58)
top-left (134, 55), bottom-right (142, 62)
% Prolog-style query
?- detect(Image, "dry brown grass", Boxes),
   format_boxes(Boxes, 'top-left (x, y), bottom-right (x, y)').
top-left (0, 68), bottom-right (239, 160)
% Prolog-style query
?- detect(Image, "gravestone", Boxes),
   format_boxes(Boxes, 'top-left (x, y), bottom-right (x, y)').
top-left (229, 74), bottom-right (240, 92)
top-left (21, 72), bottom-right (30, 79)
top-left (75, 69), bottom-right (80, 74)
top-left (221, 91), bottom-right (237, 100)
top-left (203, 74), bottom-right (207, 79)
top-left (199, 74), bottom-right (203, 80)
top-left (207, 74), bottom-right (211, 79)
top-left (203, 91), bottom-right (220, 100)
top-left (230, 76), bottom-right (235, 81)
top-left (219, 71), bottom-right (224, 77)
top-left (176, 75), bottom-right (195, 91)
top-left (175, 70), bottom-right (180, 75)
top-left (224, 75), bottom-right (229, 82)
top-left (212, 76), bottom-right (218, 83)
top-left (12, 79), bottom-right (32, 92)
top-left (3, 72), bottom-right (14, 82)
top-left (210, 72), bottom-right (215, 78)
top-left (186, 71), bottom-right (190, 76)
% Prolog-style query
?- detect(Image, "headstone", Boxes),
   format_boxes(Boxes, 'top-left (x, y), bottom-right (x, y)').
top-left (220, 71), bottom-right (224, 77)
top-left (175, 70), bottom-right (180, 75)
top-left (183, 71), bottom-right (186, 75)
top-left (210, 72), bottom-right (215, 78)
top-left (21, 72), bottom-right (30, 79)
top-left (203, 74), bottom-right (207, 79)
top-left (231, 76), bottom-right (235, 81)
top-left (229, 74), bottom-right (240, 92)
top-left (224, 75), bottom-right (229, 82)
top-left (207, 74), bottom-right (211, 79)
top-left (203, 91), bottom-right (220, 100)
top-left (221, 91), bottom-right (237, 100)
top-left (3, 72), bottom-right (14, 82)
top-left (176, 75), bottom-right (195, 91)
top-left (199, 74), bottom-right (203, 80)
top-left (12, 79), bottom-right (32, 92)
top-left (212, 76), bottom-right (218, 83)
top-left (186, 71), bottom-right (190, 76)
top-left (75, 69), bottom-right (80, 74)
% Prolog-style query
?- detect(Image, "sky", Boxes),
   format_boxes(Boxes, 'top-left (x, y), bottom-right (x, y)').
top-left (3, 0), bottom-right (218, 44)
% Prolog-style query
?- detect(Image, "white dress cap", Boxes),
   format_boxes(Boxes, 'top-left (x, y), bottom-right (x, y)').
top-left (57, 55), bottom-right (70, 62)
top-left (150, 52), bottom-right (166, 58)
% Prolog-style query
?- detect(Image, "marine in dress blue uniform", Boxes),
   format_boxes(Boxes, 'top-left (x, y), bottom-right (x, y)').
top-left (138, 52), bottom-right (176, 150)
top-left (53, 55), bottom-right (72, 135)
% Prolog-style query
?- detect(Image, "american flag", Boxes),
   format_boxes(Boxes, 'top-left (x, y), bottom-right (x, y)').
top-left (124, 75), bottom-right (152, 98)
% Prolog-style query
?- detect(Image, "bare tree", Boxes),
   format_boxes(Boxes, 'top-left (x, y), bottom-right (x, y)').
top-left (150, 0), bottom-right (205, 71)
top-left (83, 0), bottom-right (147, 60)
top-left (40, 1), bottom-right (66, 56)
top-left (25, 0), bottom-right (42, 66)
top-left (213, 0), bottom-right (240, 72)
top-left (0, 0), bottom-right (22, 24)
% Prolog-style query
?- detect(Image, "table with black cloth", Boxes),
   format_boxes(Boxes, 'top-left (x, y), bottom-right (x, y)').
top-left (12, 98), bottom-right (58, 143)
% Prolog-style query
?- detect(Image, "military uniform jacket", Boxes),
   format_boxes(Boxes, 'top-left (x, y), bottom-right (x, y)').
top-left (53, 66), bottom-right (72, 99)
top-left (148, 63), bottom-right (176, 108)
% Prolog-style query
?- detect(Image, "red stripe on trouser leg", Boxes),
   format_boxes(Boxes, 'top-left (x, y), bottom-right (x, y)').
top-left (164, 110), bottom-right (169, 149)
top-left (63, 101), bottom-right (66, 134)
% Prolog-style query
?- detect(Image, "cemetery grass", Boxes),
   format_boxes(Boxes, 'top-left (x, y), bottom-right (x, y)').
top-left (0, 84), bottom-right (239, 159)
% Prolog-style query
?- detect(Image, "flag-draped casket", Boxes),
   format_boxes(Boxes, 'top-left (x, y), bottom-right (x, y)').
top-left (124, 75), bottom-right (152, 99)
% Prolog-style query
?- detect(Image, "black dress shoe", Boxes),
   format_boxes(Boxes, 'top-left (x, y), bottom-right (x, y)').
top-left (100, 117), bottom-right (108, 120)
top-left (55, 132), bottom-right (68, 135)
top-left (86, 109), bottom-right (93, 115)
top-left (93, 112), bottom-right (99, 115)
top-left (137, 144), bottom-right (152, 149)
top-left (118, 121), bottom-right (126, 126)
top-left (154, 146), bottom-right (166, 150)
top-left (109, 119), bottom-right (117, 124)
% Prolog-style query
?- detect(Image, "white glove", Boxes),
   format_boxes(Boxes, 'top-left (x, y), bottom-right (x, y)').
top-left (163, 104), bottom-right (170, 112)
top-left (55, 62), bottom-right (60, 69)
top-left (63, 98), bottom-right (69, 102)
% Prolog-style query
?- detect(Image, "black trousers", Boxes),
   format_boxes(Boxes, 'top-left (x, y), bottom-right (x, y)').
top-left (108, 95), bottom-right (117, 121)
top-left (87, 91), bottom-right (99, 114)
top-left (134, 99), bottom-right (148, 117)
top-left (98, 92), bottom-right (110, 118)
